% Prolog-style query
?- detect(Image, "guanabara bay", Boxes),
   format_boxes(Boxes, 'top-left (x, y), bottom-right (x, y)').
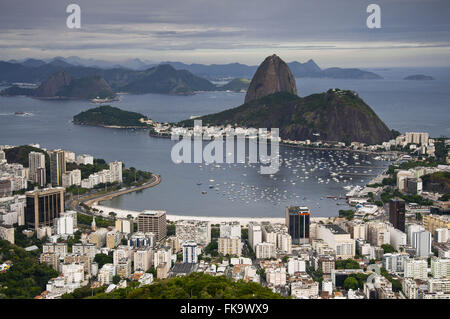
top-left (0, 0), bottom-right (449, 311)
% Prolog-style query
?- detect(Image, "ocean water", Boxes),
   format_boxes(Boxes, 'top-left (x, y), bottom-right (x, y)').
top-left (0, 67), bottom-right (448, 217)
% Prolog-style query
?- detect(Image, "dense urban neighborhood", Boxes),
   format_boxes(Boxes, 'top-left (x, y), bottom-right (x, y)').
top-left (1, 130), bottom-right (449, 299)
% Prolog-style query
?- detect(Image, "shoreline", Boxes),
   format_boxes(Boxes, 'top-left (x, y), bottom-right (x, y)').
top-left (90, 204), bottom-right (331, 226)
top-left (73, 121), bottom-right (150, 129)
top-left (71, 174), bottom-right (161, 210)
top-left (148, 131), bottom-right (399, 156)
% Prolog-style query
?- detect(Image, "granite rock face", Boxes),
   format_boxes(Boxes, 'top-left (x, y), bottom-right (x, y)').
top-left (34, 70), bottom-right (71, 97)
top-left (244, 54), bottom-right (297, 103)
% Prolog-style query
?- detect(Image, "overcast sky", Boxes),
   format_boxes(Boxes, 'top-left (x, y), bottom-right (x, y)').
top-left (0, 0), bottom-right (449, 67)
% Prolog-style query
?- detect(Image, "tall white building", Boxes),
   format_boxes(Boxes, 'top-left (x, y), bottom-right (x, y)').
top-left (134, 247), bottom-right (153, 272)
top-left (29, 151), bottom-right (46, 184)
top-left (413, 230), bottom-right (432, 257)
top-left (322, 280), bottom-right (333, 295)
top-left (287, 257), bottom-right (306, 275)
top-left (219, 222), bottom-right (241, 238)
top-left (77, 154), bottom-right (94, 165)
top-left (434, 228), bottom-right (449, 243)
top-left (388, 226), bottom-right (407, 250)
top-left (115, 218), bottom-right (132, 234)
top-left (430, 257), bottom-right (450, 279)
top-left (255, 242), bottom-right (276, 259)
top-left (55, 213), bottom-right (74, 235)
top-left (218, 237), bottom-right (242, 257)
top-left (98, 263), bottom-right (116, 285)
top-left (109, 161), bottom-right (123, 183)
top-left (266, 268), bottom-right (286, 287)
top-left (62, 169), bottom-right (81, 187)
top-left (277, 232), bottom-right (292, 254)
top-left (404, 258), bottom-right (428, 280)
top-left (317, 224), bottom-right (355, 259)
top-left (113, 246), bottom-right (133, 265)
top-left (182, 241), bottom-right (198, 263)
top-left (63, 150), bottom-right (76, 163)
top-left (175, 220), bottom-right (211, 246)
top-left (405, 132), bottom-right (429, 145)
top-left (248, 222), bottom-right (262, 251)
top-left (407, 224), bottom-right (425, 246)
top-left (61, 263), bottom-right (85, 285)
top-left (382, 253), bottom-right (409, 273)
top-left (72, 243), bottom-right (97, 260)
top-left (154, 248), bottom-right (172, 268)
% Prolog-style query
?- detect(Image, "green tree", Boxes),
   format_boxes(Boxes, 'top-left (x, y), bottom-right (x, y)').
top-left (0, 239), bottom-right (58, 298)
top-left (335, 259), bottom-right (360, 269)
top-left (344, 277), bottom-right (359, 290)
top-left (211, 227), bottom-right (220, 239)
top-left (381, 244), bottom-right (396, 254)
top-left (94, 253), bottom-right (113, 269)
top-left (167, 223), bottom-right (176, 236)
top-left (241, 228), bottom-right (248, 240)
top-left (112, 275), bottom-right (121, 285)
top-left (204, 240), bottom-right (218, 257)
top-left (88, 273), bottom-right (284, 299)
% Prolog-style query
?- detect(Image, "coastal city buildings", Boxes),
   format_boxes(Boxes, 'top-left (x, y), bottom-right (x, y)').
top-left (389, 199), bottom-right (406, 232)
top-left (285, 206), bottom-right (310, 245)
top-left (182, 241), bottom-right (198, 263)
top-left (29, 151), bottom-right (46, 186)
top-left (49, 150), bottom-right (66, 187)
top-left (0, 136), bottom-right (449, 300)
top-left (137, 210), bottom-right (167, 242)
top-left (175, 219), bottom-right (211, 246)
top-left (25, 187), bottom-right (65, 230)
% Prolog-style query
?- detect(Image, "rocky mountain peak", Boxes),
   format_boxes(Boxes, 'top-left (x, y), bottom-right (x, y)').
top-left (244, 54), bottom-right (297, 103)
top-left (34, 70), bottom-right (71, 97)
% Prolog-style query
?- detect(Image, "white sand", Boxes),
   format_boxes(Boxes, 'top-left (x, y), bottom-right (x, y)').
top-left (92, 204), bottom-right (330, 226)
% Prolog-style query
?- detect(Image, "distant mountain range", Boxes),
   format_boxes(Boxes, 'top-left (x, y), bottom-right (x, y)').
top-left (0, 56), bottom-right (383, 83)
top-left (122, 64), bottom-right (216, 95)
top-left (162, 59), bottom-right (382, 80)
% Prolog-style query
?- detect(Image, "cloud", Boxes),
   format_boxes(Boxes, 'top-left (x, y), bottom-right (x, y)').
top-left (0, 0), bottom-right (449, 66)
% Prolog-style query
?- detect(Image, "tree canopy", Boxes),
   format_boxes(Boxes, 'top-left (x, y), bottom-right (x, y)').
top-left (89, 272), bottom-right (284, 299)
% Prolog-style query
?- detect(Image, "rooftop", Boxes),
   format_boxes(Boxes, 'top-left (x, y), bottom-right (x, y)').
top-left (324, 224), bottom-right (348, 235)
top-left (170, 263), bottom-right (198, 276)
top-left (139, 210), bottom-right (166, 217)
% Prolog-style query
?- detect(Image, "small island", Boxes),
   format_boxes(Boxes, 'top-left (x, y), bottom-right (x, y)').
top-left (404, 74), bottom-right (434, 80)
top-left (73, 105), bottom-right (152, 128)
top-left (217, 78), bottom-right (250, 92)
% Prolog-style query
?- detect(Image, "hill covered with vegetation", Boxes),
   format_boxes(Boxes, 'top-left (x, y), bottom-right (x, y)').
top-left (73, 105), bottom-right (150, 127)
top-left (87, 272), bottom-right (284, 299)
top-left (0, 239), bottom-right (58, 299)
top-left (179, 89), bottom-right (393, 145)
top-left (55, 75), bottom-right (116, 99)
top-left (422, 171), bottom-right (450, 194)
top-left (218, 78), bottom-right (250, 92)
top-left (121, 64), bottom-right (216, 95)
top-left (0, 70), bottom-right (116, 100)
top-left (3, 145), bottom-right (50, 182)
